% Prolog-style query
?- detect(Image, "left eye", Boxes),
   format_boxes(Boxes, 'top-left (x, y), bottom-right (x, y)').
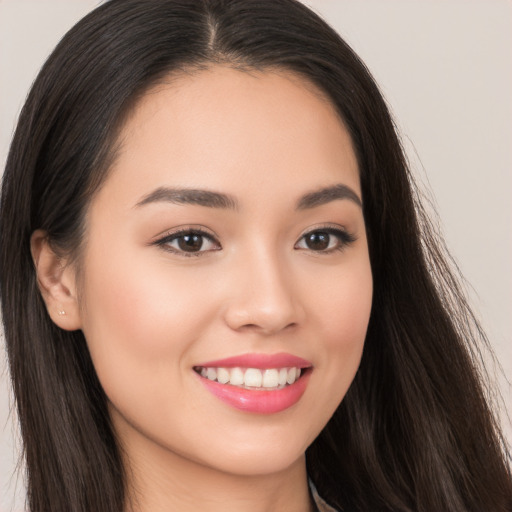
top-left (158, 230), bottom-right (220, 255)
top-left (295, 228), bottom-right (354, 252)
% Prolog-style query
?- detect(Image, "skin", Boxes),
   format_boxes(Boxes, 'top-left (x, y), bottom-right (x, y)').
top-left (32, 66), bottom-right (373, 512)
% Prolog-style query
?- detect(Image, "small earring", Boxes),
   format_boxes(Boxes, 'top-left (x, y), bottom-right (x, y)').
top-left (57, 309), bottom-right (66, 316)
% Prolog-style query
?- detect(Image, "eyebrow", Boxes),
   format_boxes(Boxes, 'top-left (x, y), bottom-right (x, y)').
top-left (135, 183), bottom-right (362, 211)
top-left (296, 184), bottom-right (362, 210)
top-left (135, 187), bottom-right (239, 210)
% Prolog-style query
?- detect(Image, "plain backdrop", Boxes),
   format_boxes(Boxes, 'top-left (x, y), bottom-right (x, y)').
top-left (1, 1), bottom-right (511, 510)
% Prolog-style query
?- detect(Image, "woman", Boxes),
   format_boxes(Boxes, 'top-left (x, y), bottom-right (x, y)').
top-left (0, 0), bottom-right (510, 511)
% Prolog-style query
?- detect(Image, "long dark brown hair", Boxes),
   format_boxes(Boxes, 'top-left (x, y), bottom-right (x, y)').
top-left (0, 1), bottom-right (510, 511)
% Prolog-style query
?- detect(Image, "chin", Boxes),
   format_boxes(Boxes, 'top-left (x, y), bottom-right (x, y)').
top-left (202, 445), bottom-right (308, 477)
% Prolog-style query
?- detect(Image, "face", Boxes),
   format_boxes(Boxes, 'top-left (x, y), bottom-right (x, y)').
top-left (75, 67), bottom-right (372, 477)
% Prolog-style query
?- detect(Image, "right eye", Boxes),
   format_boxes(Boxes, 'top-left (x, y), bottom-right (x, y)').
top-left (156, 229), bottom-right (221, 256)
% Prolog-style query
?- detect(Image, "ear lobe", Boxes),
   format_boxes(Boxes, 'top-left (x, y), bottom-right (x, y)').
top-left (30, 229), bottom-right (82, 331)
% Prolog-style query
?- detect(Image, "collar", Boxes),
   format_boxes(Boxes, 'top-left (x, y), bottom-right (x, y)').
top-left (309, 480), bottom-right (339, 512)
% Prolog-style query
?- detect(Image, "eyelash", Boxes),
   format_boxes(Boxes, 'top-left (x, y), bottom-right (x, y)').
top-left (154, 226), bottom-right (356, 257)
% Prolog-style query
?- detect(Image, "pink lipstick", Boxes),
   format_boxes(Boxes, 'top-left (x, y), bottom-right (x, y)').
top-left (194, 353), bottom-right (312, 414)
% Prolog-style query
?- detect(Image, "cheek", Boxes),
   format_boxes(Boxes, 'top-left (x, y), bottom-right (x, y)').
top-left (308, 255), bottom-right (372, 399)
top-left (78, 246), bottom-right (215, 390)
top-left (312, 254), bottom-right (372, 347)
top-left (326, 282), bottom-right (372, 355)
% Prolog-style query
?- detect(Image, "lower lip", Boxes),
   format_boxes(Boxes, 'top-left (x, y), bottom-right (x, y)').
top-left (196, 370), bottom-right (311, 414)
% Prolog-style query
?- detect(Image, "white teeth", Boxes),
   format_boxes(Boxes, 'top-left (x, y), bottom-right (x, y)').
top-left (262, 369), bottom-right (279, 388)
top-left (244, 368), bottom-right (263, 387)
top-left (197, 366), bottom-right (306, 389)
top-left (230, 367), bottom-right (244, 386)
top-left (217, 367), bottom-right (230, 384)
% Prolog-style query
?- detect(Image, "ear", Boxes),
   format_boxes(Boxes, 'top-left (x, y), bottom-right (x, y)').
top-left (30, 229), bottom-right (82, 331)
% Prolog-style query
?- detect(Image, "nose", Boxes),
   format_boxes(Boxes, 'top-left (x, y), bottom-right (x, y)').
top-left (223, 249), bottom-right (304, 335)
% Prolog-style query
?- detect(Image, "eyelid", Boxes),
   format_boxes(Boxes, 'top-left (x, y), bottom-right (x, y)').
top-left (296, 223), bottom-right (351, 239)
top-left (151, 224), bottom-right (219, 243)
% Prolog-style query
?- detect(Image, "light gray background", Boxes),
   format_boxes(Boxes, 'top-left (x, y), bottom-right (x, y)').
top-left (1, 1), bottom-right (510, 510)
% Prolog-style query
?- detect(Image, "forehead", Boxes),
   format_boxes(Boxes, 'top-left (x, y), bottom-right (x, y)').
top-left (97, 66), bottom-right (360, 209)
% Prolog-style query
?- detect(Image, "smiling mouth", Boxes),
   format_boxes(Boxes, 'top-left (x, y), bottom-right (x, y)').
top-left (193, 366), bottom-right (307, 390)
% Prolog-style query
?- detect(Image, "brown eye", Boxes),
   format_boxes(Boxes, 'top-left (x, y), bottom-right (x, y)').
top-left (157, 229), bottom-right (220, 256)
top-left (304, 232), bottom-right (330, 251)
top-left (177, 234), bottom-right (204, 252)
top-left (295, 227), bottom-right (356, 253)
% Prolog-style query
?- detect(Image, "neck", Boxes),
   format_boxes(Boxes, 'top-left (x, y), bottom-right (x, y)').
top-left (121, 430), bottom-right (313, 512)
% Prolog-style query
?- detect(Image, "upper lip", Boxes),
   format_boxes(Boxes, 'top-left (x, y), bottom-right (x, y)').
top-left (195, 352), bottom-right (312, 369)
